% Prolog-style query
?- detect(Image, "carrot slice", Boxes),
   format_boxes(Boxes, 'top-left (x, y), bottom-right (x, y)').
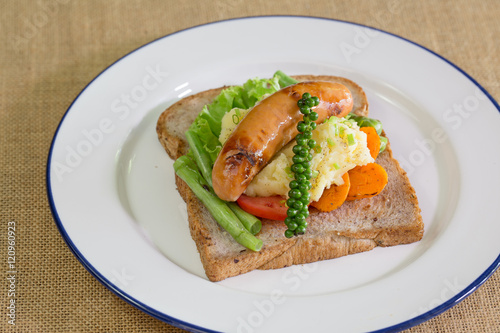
top-left (346, 163), bottom-right (388, 201)
top-left (310, 173), bottom-right (350, 212)
top-left (360, 127), bottom-right (381, 160)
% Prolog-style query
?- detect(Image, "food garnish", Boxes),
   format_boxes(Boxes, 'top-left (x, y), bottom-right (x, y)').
top-left (284, 93), bottom-right (319, 238)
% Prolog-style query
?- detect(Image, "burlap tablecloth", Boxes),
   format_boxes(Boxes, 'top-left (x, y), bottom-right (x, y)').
top-left (1, 0), bottom-right (499, 332)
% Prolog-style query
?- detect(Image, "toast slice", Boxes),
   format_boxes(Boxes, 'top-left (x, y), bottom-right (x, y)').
top-left (156, 75), bottom-right (424, 281)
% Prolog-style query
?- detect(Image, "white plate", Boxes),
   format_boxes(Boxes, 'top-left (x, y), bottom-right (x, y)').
top-left (47, 16), bottom-right (500, 332)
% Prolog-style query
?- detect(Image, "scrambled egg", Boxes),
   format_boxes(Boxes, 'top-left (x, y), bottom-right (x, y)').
top-left (243, 117), bottom-right (374, 202)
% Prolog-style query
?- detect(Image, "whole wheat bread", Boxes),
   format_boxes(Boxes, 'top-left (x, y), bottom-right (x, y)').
top-left (156, 75), bottom-right (424, 281)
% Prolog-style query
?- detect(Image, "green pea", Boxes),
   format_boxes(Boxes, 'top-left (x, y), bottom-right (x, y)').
top-left (291, 163), bottom-right (305, 174)
top-left (302, 208), bottom-right (309, 217)
top-left (297, 136), bottom-right (308, 146)
top-left (298, 183), bottom-right (309, 193)
top-left (287, 208), bottom-right (298, 217)
top-left (300, 106), bottom-right (310, 114)
top-left (298, 148), bottom-right (308, 157)
top-left (295, 212), bottom-right (306, 222)
top-left (289, 189), bottom-right (302, 199)
top-left (292, 144), bottom-right (302, 155)
top-left (292, 200), bottom-right (304, 210)
top-left (296, 173), bottom-right (307, 182)
top-left (303, 169), bottom-right (312, 180)
top-left (297, 121), bottom-right (308, 132)
top-left (295, 226), bottom-right (306, 234)
top-left (297, 178), bottom-right (308, 185)
top-left (292, 155), bottom-right (304, 164)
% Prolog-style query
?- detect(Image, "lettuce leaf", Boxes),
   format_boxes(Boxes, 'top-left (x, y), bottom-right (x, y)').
top-left (195, 87), bottom-right (240, 139)
top-left (187, 117), bottom-right (221, 164)
top-left (274, 70), bottom-right (300, 88)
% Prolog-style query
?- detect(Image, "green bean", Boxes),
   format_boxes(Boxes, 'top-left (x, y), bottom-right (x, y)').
top-left (185, 130), bottom-right (214, 187)
top-left (227, 202), bottom-right (262, 235)
top-left (174, 156), bottom-right (262, 251)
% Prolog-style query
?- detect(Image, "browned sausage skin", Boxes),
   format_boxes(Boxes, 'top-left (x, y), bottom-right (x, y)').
top-left (212, 81), bottom-right (353, 202)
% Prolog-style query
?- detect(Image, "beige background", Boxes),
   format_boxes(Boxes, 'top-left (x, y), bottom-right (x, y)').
top-left (1, 0), bottom-right (499, 332)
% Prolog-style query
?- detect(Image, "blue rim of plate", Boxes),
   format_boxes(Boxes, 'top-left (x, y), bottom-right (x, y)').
top-left (46, 15), bottom-right (500, 333)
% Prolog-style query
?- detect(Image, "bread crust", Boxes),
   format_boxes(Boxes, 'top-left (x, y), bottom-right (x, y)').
top-left (157, 75), bottom-right (424, 281)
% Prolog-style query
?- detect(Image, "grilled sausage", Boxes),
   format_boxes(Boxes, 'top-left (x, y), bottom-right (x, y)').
top-left (212, 81), bottom-right (353, 201)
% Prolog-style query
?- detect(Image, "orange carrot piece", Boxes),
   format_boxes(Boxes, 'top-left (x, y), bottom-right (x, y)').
top-left (360, 127), bottom-right (381, 160)
top-left (346, 163), bottom-right (388, 201)
top-left (310, 173), bottom-right (350, 212)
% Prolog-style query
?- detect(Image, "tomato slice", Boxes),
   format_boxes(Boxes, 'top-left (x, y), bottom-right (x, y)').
top-left (236, 194), bottom-right (288, 221)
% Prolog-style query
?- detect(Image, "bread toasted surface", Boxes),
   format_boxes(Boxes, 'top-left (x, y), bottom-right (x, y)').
top-left (157, 75), bottom-right (423, 281)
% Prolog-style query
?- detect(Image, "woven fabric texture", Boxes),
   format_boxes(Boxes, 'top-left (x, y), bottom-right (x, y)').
top-left (1, 0), bottom-right (499, 332)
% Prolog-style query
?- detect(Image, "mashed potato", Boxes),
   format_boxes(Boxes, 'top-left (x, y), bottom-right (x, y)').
top-left (219, 107), bottom-right (251, 144)
top-left (244, 117), bottom-right (374, 202)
